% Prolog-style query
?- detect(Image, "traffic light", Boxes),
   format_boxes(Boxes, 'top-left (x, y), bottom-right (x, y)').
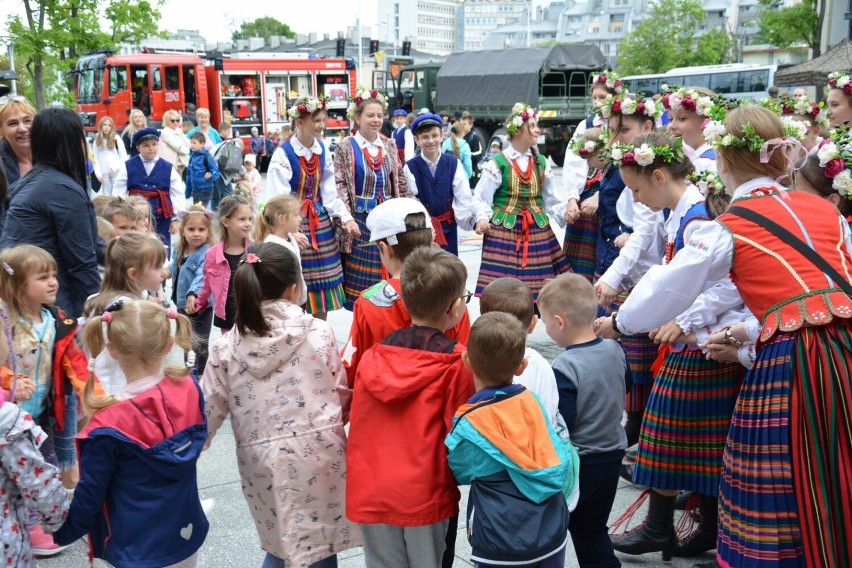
top-left (402, 41), bottom-right (411, 56)
top-left (369, 39), bottom-right (380, 54)
top-left (336, 38), bottom-right (345, 57)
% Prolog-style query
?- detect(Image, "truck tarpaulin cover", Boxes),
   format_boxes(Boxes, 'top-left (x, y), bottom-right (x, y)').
top-left (435, 44), bottom-right (606, 109)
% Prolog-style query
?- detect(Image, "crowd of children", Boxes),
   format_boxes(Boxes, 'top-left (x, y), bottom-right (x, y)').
top-left (3, 66), bottom-right (852, 568)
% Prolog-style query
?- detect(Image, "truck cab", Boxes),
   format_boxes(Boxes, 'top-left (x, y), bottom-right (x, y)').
top-left (396, 63), bottom-right (440, 113)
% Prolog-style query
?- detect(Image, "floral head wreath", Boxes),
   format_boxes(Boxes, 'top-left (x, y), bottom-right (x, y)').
top-left (701, 103), bottom-right (806, 151)
top-left (816, 127), bottom-right (852, 198)
top-left (687, 169), bottom-right (726, 197)
top-left (602, 137), bottom-right (685, 168)
top-left (779, 96), bottom-right (829, 130)
top-left (590, 70), bottom-right (624, 95)
top-left (506, 102), bottom-right (538, 137)
top-left (571, 129), bottom-right (609, 157)
top-left (828, 71), bottom-right (852, 96)
top-left (597, 94), bottom-right (662, 121)
top-left (347, 86), bottom-right (388, 119)
top-left (662, 87), bottom-right (715, 117)
top-left (288, 95), bottom-right (329, 120)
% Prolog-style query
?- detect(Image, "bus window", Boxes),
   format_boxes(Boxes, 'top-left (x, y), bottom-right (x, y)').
top-left (710, 72), bottom-right (735, 94)
top-left (665, 77), bottom-right (684, 89)
top-left (741, 69), bottom-right (768, 93)
top-left (165, 66), bottom-right (180, 90)
top-left (151, 67), bottom-right (162, 91)
top-left (109, 66), bottom-right (127, 97)
top-left (635, 77), bottom-right (659, 97)
top-left (683, 74), bottom-right (710, 89)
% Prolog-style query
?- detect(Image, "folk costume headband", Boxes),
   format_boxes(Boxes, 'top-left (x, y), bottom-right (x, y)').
top-left (571, 129), bottom-right (609, 157)
top-left (816, 127), bottom-right (852, 198)
top-left (590, 70), bottom-right (625, 95)
top-left (603, 137), bottom-right (685, 168)
top-left (288, 95), bottom-right (329, 120)
top-left (687, 169), bottom-right (726, 197)
top-left (347, 86), bottom-right (388, 119)
top-left (506, 103), bottom-right (537, 137)
top-left (828, 71), bottom-right (852, 96)
top-left (661, 87), bottom-right (715, 117)
top-left (597, 93), bottom-right (662, 121)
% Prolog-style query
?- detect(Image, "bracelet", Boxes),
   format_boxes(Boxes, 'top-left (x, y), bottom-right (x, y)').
top-left (723, 326), bottom-right (743, 347)
top-left (611, 311), bottom-right (620, 334)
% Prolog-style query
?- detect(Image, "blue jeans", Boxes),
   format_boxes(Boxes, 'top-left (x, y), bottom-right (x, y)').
top-left (261, 553), bottom-right (337, 568)
top-left (208, 177), bottom-right (233, 212)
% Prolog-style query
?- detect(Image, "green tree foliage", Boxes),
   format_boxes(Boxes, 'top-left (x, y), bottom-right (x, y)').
top-left (7, 0), bottom-right (163, 110)
top-left (616, 0), bottom-right (730, 74)
top-left (231, 17), bottom-right (296, 42)
top-left (757, 0), bottom-right (824, 57)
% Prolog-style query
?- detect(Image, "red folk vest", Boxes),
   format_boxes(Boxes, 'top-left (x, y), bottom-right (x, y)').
top-left (716, 189), bottom-right (852, 341)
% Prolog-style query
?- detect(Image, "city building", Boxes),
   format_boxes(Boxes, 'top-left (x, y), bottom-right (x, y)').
top-left (461, 0), bottom-right (530, 51)
top-left (378, 0), bottom-right (461, 55)
top-left (483, 2), bottom-right (564, 49)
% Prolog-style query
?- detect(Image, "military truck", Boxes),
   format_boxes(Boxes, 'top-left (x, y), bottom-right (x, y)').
top-left (391, 44), bottom-right (606, 165)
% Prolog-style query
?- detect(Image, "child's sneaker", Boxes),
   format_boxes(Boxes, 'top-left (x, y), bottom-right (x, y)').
top-left (30, 523), bottom-right (71, 557)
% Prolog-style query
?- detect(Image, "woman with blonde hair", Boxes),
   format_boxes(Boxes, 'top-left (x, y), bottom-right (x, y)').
top-left (158, 109), bottom-right (190, 176)
top-left (92, 116), bottom-right (127, 196)
top-left (185, 107), bottom-right (223, 150)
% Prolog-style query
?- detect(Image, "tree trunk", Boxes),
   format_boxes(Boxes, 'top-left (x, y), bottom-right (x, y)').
top-left (33, 61), bottom-right (45, 110)
top-left (813, 0), bottom-right (826, 58)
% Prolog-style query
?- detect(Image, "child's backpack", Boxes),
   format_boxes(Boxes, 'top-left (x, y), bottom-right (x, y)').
top-left (216, 140), bottom-right (244, 175)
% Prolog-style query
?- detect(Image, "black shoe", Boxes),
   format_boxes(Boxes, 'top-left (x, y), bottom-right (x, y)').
top-left (611, 491), bottom-right (677, 561)
top-left (692, 562), bottom-right (719, 568)
top-left (675, 490), bottom-right (692, 510)
top-left (676, 495), bottom-right (718, 557)
top-left (624, 410), bottom-right (644, 446)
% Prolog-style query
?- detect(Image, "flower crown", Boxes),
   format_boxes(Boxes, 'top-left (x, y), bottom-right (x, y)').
top-left (590, 71), bottom-right (624, 95)
top-left (828, 71), bottom-right (852, 96)
top-left (506, 102), bottom-right (538, 136)
top-left (687, 169), bottom-right (726, 197)
top-left (661, 87), bottom-right (715, 117)
top-left (347, 87), bottom-right (388, 119)
top-left (816, 127), bottom-right (852, 198)
top-left (701, 104), bottom-right (805, 150)
top-left (288, 95), bottom-right (329, 120)
top-left (603, 138), bottom-right (685, 168)
top-left (780, 97), bottom-right (829, 130)
top-left (571, 129), bottom-right (609, 157)
top-left (597, 94), bottom-right (662, 120)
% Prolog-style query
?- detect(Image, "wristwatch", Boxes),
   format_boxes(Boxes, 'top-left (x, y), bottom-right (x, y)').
top-left (723, 326), bottom-right (743, 347)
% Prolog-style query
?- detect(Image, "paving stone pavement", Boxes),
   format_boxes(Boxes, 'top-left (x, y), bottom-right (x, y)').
top-left (41, 169), bottom-right (716, 567)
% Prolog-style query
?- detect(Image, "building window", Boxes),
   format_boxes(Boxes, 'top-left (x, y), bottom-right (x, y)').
top-left (609, 13), bottom-right (624, 33)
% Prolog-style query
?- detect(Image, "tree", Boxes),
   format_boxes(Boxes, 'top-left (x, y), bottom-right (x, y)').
top-left (616, 0), bottom-right (706, 75)
top-left (757, 0), bottom-right (825, 58)
top-left (7, 0), bottom-right (164, 109)
top-left (687, 28), bottom-right (734, 66)
top-left (231, 17), bottom-right (296, 42)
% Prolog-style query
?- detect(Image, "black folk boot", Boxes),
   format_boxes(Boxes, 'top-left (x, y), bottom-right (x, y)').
top-left (676, 494), bottom-right (718, 557)
top-left (611, 491), bottom-right (677, 561)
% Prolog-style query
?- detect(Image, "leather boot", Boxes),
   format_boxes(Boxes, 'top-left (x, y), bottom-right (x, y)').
top-left (611, 491), bottom-right (677, 561)
top-left (675, 490), bottom-right (693, 510)
top-left (624, 410), bottom-right (643, 447)
top-left (676, 494), bottom-right (718, 557)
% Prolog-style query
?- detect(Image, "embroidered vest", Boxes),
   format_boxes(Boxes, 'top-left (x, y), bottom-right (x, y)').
top-left (597, 165), bottom-right (628, 240)
top-left (393, 126), bottom-right (408, 163)
top-left (126, 157), bottom-right (171, 193)
top-left (283, 139), bottom-right (327, 216)
top-left (351, 142), bottom-right (392, 215)
top-left (716, 190), bottom-right (852, 340)
top-left (406, 154), bottom-right (456, 218)
top-left (490, 152), bottom-right (549, 229)
top-left (664, 201), bottom-right (710, 264)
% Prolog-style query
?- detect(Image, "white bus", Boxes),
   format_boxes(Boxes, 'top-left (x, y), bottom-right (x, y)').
top-left (622, 63), bottom-right (778, 100)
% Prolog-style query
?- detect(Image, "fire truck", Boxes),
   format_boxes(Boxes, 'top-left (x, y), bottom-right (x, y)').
top-left (73, 50), bottom-right (357, 145)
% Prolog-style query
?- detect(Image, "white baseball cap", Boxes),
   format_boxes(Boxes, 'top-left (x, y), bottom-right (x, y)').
top-left (417, 107), bottom-right (431, 115)
top-left (366, 198), bottom-right (431, 245)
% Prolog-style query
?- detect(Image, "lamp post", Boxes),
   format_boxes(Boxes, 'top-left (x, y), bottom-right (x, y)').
top-left (357, 0), bottom-right (363, 84)
top-left (527, 0), bottom-right (532, 47)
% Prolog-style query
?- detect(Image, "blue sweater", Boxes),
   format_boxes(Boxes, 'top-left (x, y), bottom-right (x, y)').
top-left (185, 149), bottom-right (219, 194)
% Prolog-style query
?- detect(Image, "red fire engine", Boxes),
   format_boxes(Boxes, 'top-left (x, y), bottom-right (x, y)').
top-left (74, 50), bottom-right (356, 143)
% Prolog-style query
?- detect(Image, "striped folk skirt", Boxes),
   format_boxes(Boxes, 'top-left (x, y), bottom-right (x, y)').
top-left (718, 321), bottom-right (852, 568)
top-left (341, 212), bottom-right (385, 311)
top-left (597, 286), bottom-right (659, 412)
top-left (475, 220), bottom-right (571, 301)
top-left (299, 210), bottom-right (346, 314)
top-left (562, 188), bottom-right (599, 283)
top-left (633, 344), bottom-right (744, 495)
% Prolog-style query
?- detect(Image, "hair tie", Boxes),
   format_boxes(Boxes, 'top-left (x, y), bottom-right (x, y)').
top-left (186, 350), bottom-right (196, 368)
top-left (760, 137), bottom-right (808, 187)
top-left (166, 308), bottom-right (178, 320)
top-left (101, 311), bottom-right (113, 323)
top-left (87, 357), bottom-right (96, 372)
top-left (243, 253), bottom-right (261, 265)
top-left (2, 262), bottom-right (13, 276)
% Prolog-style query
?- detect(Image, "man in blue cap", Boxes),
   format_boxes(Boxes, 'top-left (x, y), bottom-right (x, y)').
top-left (113, 126), bottom-right (186, 252)
top-left (403, 113), bottom-right (487, 256)
top-left (391, 109), bottom-right (414, 164)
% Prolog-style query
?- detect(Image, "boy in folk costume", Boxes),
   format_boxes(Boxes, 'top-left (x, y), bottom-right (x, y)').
top-left (392, 109), bottom-right (415, 164)
top-left (113, 127), bottom-right (186, 253)
top-left (403, 113), bottom-right (483, 255)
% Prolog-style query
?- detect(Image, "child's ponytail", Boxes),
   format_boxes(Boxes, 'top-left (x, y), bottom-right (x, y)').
top-left (164, 310), bottom-right (193, 380)
top-left (234, 242), bottom-right (302, 336)
top-left (82, 314), bottom-right (117, 415)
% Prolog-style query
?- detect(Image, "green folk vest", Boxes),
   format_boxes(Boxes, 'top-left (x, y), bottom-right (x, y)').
top-left (490, 152), bottom-right (549, 229)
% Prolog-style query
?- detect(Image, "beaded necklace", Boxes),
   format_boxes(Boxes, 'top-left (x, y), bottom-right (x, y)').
top-left (296, 153), bottom-right (321, 202)
top-left (357, 144), bottom-right (391, 202)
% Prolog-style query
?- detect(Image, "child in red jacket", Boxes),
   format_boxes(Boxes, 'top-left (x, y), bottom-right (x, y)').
top-left (346, 245), bottom-right (475, 567)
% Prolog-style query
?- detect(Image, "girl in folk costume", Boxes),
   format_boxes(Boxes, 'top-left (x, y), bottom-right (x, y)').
top-left (91, 116), bottom-right (128, 197)
top-left (593, 93), bottom-right (662, 446)
top-left (563, 127), bottom-right (608, 281)
top-left (777, 96), bottom-right (828, 152)
top-left (333, 88), bottom-right (411, 310)
top-left (563, 71), bottom-right (625, 224)
top-left (598, 135), bottom-right (747, 561)
top-left (472, 102), bottom-right (571, 300)
top-left (267, 95), bottom-right (347, 319)
top-left (662, 86), bottom-right (718, 173)
top-left (794, 128), bottom-right (852, 223)
top-left (597, 105), bottom-right (852, 568)
top-left (203, 242), bottom-right (361, 568)
top-left (826, 71), bottom-right (852, 129)
top-left (403, 113), bottom-right (483, 255)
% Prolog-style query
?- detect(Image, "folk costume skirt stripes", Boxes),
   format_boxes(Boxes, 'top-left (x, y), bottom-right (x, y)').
top-left (718, 321), bottom-right (852, 568)
top-left (475, 221), bottom-right (571, 301)
top-left (597, 287), bottom-right (659, 413)
top-left (299, 210), bottom-right (346, 314)
top-left (341, 212), bottom-right (385, 311)
top-left (632, 344), bottom-right (744, 495)
top-left (562, 187), bottom-right (599, 283)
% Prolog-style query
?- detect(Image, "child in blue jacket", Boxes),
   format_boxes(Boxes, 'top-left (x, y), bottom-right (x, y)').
top-left (185, 132), bottom-right (220, 205)
top-left (446, 312), bottom-right (571, 567)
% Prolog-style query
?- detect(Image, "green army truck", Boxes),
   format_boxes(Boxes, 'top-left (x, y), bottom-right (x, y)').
top-left (393, 44), bottom-right (606, 165)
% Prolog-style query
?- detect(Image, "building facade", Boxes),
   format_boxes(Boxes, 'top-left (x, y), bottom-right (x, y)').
top-left (378, 0), bottom-right (461, 55)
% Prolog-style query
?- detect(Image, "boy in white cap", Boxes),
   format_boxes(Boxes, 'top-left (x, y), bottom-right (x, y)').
top-left (239, 153), bottom-right (262, 210)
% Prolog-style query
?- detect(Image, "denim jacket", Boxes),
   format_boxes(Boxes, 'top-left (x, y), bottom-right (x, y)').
top-left (170, 243), bottom-right (210, 309)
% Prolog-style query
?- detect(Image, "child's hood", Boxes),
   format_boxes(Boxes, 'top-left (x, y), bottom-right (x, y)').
top-left (230, 300), bottom-right (314, 378)
top-left (357, 342), bottom-right (463, 404)
top-left (0, 402), bottom-right (46, 451)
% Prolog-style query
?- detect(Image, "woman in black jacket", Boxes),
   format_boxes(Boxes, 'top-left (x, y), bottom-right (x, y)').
top-left (0, 107), bottom-right (101, 318)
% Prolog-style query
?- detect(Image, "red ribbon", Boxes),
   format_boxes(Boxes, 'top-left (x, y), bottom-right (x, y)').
top-left (515, 209), bottom-right (534, 268)
top-left (650, 344), bottom-right (673, 378)
top-left (300, 199), bottom-right (320, 252)
top-left (430, 210), bottom-right (454, 247)
top-left (129, 188), bottom-right (173, 219)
